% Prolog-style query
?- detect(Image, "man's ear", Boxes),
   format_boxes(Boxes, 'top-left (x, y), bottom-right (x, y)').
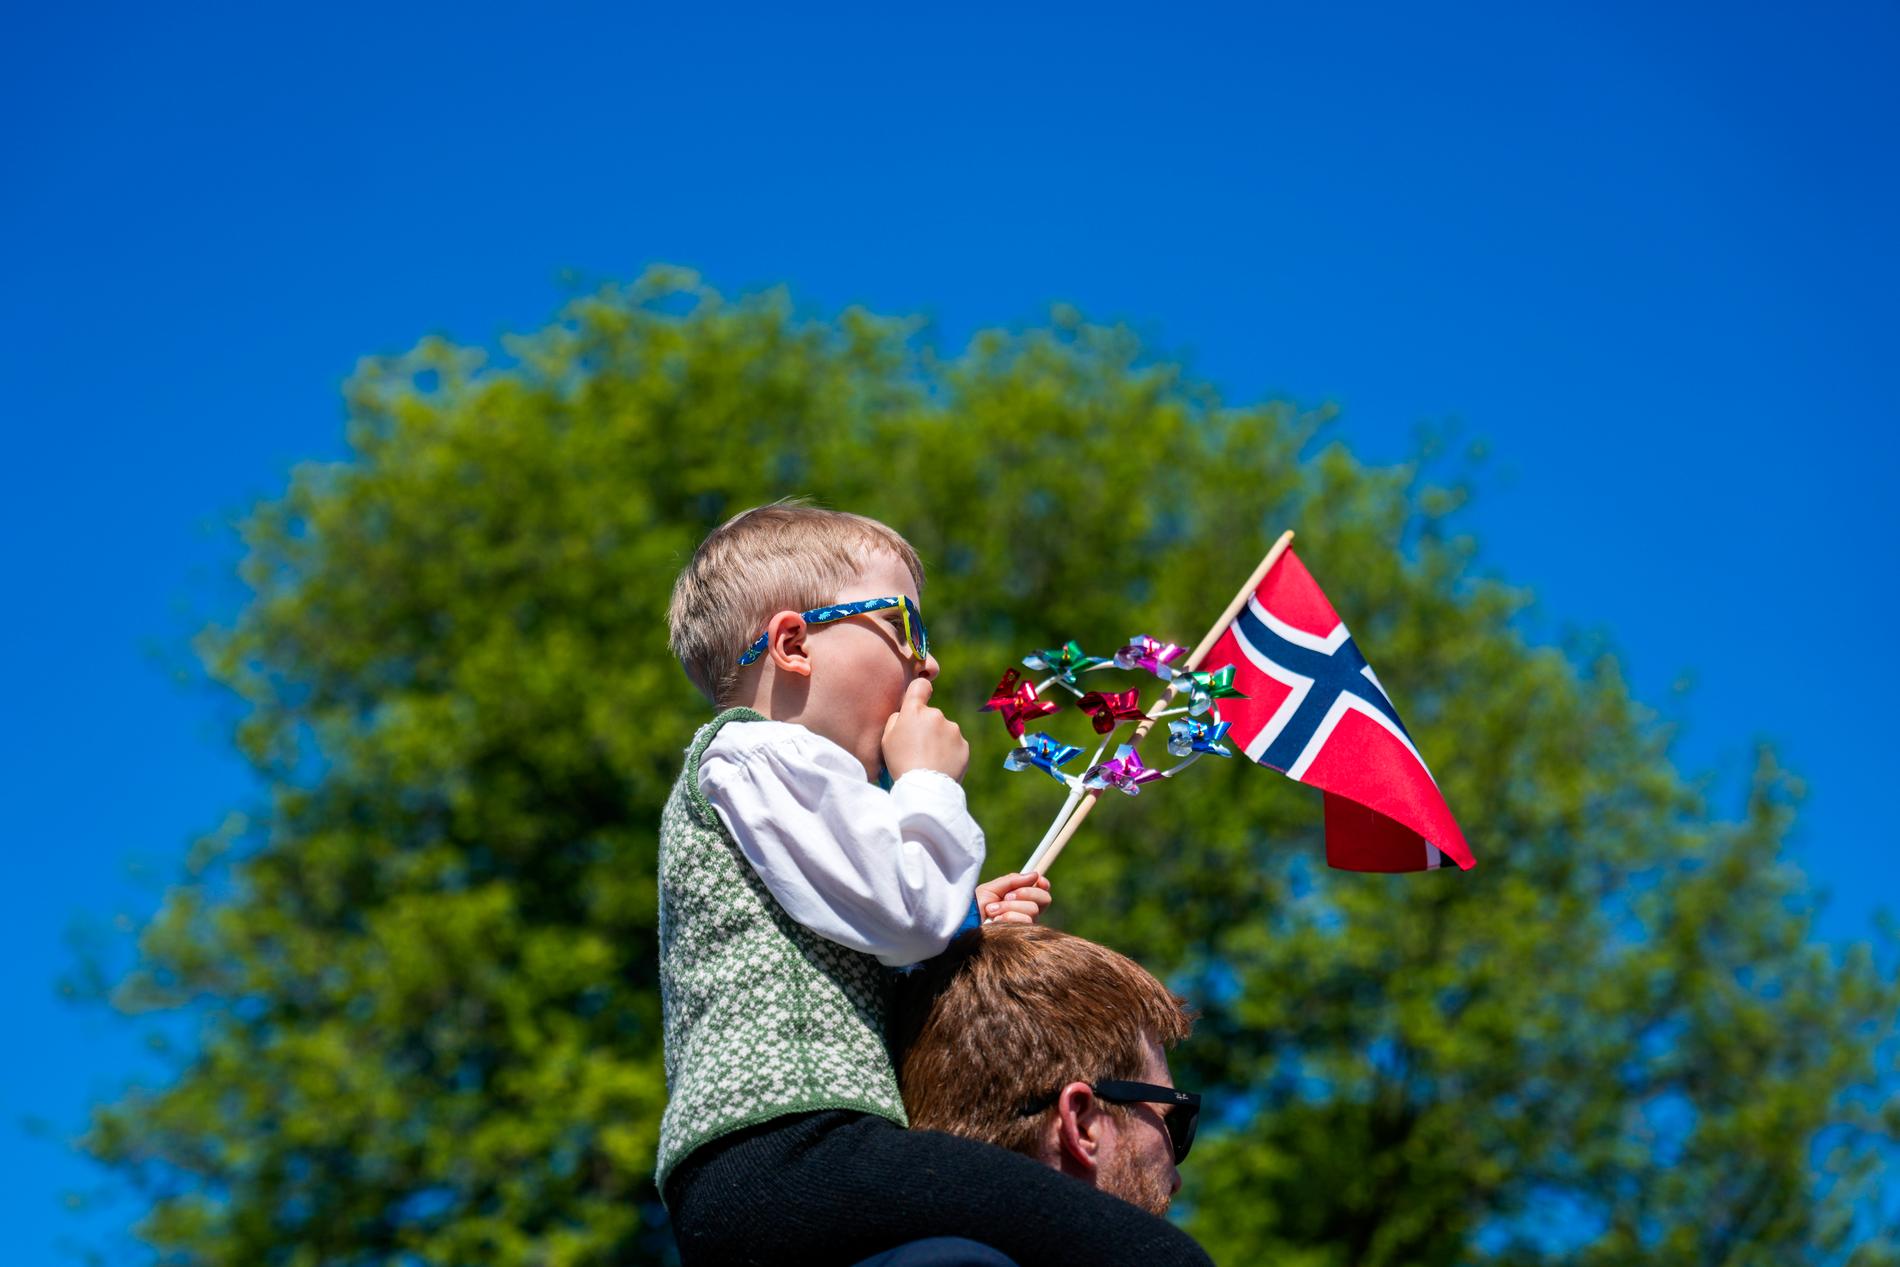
top-left (765, 612), bottom-right (813, 677)
top-left (1054, 1082), bottom-right (1104, 1173)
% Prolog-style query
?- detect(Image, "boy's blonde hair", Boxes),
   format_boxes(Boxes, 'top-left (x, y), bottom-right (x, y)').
top-left (668, 502), bottom-right (927, 706)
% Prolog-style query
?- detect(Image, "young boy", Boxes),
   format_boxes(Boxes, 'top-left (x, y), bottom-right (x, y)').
top-left (658, 504), bottom-right (1213, 1266)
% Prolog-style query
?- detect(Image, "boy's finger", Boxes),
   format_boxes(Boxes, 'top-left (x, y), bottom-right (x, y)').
top-left (902, 676), bottom-right (935, 712)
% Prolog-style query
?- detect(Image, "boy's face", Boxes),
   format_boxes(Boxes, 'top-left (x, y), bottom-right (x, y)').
top-left (800, 549), bottom-right (940, 780)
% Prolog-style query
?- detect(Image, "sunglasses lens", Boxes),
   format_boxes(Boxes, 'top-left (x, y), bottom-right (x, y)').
top-left (904, 601), bottom-right (928, 661)
top-left (1169, 1105), bottom-right (1198, 1163)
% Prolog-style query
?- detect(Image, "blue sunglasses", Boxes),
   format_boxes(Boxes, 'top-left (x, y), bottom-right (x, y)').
top-left (736, 595), bottom-right (931, 667)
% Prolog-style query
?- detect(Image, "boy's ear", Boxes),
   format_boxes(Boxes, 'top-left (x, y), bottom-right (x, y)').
top-left (765, 611), bottom-right (814, 678)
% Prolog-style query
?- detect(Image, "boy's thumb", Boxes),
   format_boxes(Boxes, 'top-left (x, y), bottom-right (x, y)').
top-left (903, 676), bottom-right (934, 710)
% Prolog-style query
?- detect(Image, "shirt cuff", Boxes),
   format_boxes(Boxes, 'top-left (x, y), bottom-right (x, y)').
top-left (891, 768), bottom-right (963, 793)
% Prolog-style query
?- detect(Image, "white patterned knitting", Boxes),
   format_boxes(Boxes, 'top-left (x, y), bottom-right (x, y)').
top-left (654, 708), bottom-right (909, 1193)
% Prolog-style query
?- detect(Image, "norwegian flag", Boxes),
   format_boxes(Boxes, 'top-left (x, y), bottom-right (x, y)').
top-left (1203, 549), bottom-right (1474, 872)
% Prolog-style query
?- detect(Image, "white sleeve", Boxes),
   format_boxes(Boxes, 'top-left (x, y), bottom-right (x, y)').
top-left (699, 722), bottom-right (986, 967)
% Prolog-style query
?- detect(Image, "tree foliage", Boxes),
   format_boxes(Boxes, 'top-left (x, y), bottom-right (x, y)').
top-left (85, 268), bottom-right (1900, 1265)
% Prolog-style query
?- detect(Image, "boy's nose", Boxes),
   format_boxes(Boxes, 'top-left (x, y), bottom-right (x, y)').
top-left (919, 652), bottom-right (941, 681)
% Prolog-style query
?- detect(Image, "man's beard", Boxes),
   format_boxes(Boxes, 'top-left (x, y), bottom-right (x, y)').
top-left (1098, 1141), bottom-right (1173, 1217)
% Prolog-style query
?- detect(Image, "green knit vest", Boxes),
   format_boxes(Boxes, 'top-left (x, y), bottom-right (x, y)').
top-left (654, 708), bottom-right (909, 1192)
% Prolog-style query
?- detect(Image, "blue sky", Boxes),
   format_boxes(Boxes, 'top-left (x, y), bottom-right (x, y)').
top-left (4, 3), bottom-right (1896, 1260)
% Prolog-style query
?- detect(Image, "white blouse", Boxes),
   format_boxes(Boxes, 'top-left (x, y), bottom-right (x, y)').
top-left (698, 720), bottom-right (987, 967)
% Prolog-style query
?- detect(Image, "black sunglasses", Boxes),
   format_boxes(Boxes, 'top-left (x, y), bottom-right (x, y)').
top-left (1019, 1079), bottom-right (1202, 1164)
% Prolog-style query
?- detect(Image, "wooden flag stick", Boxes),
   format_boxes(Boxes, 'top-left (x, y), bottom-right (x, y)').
top-left (1022, 529), bottom-right (1295, 875)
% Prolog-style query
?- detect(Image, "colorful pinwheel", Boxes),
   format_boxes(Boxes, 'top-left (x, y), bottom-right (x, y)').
top-left (1076, 688), bottom-right (1149, 735)
top-left (1004, 733), bottom-right (1086, 784)
top-left (1113, 635), bottom-right (1188, 679)
top-left (1167, 716), bottom-right (1234, 758)
top-left (1180, 664), bottom-right (1247, 716)
top-left (1083, 744), bottom-right (1165, 795)
top-left (989, 633), bottom-right (1243, 824)
top-left (1023, 640), bottom-right (1108, 684)
top-left (982, 669), bottom-right (1063, 738)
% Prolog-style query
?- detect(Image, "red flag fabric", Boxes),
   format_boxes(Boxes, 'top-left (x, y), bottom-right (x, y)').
top-left (1201, 549), bottom-right (1474, 872)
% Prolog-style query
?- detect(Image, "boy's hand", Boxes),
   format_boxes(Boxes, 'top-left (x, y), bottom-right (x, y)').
top-left (975, 870), bottom-right (1052, 925)
top-left (882, 677), bottom-right (970, 782)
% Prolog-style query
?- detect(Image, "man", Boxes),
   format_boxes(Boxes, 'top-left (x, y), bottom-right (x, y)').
top-left (892, 924), bottom-right (1202, 1220)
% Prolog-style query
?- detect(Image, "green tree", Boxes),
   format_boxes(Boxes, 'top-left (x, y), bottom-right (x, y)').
top-left (84, 268), bottom-right (1899, 1265)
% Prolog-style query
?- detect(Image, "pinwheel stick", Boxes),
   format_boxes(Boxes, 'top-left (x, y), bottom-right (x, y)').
top-left (1021, 529), bottom-right (1295, 875)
